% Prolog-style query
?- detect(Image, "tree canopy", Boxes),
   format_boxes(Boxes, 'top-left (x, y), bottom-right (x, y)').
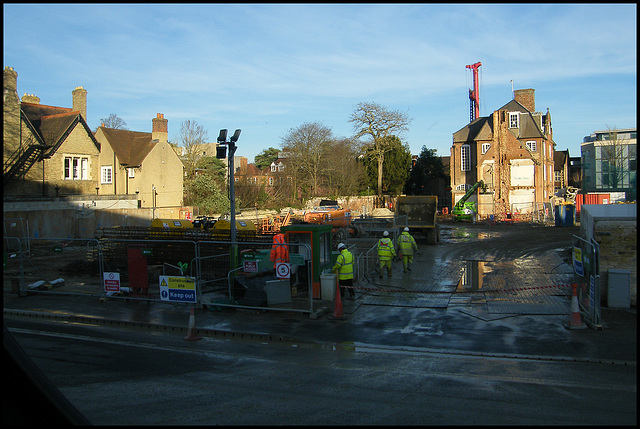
top-left (349, 102), bottom-right (412, 196)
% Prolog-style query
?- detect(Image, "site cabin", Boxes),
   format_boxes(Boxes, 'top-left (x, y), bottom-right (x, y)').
top-left (394, 195), bottom-right (441, 245)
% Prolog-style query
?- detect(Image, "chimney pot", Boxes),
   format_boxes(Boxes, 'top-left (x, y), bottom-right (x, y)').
top-left (152, 113), bottom-right (168, 143)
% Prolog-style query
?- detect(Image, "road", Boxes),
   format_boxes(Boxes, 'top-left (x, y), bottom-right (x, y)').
top-left (5, 316), bottom-right (636, 425)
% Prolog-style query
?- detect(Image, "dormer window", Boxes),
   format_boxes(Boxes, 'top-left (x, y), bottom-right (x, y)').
top-left (509, 112), bottom-right (519, 128)
top-left (270, 162), bottom-right (277, 172)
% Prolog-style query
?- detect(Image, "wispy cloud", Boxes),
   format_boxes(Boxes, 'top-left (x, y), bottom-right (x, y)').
top-left (4, 3), bottom-right (636, 159)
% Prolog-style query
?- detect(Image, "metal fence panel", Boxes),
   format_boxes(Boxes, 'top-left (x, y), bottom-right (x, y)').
top-left (572, 234), bottom-right (602, 329)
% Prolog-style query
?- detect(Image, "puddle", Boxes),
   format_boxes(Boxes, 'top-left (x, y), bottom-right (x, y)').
top-left (455, 260), bottom-right (492, 292)
top-left (439, 227), bottom-right (501, 243)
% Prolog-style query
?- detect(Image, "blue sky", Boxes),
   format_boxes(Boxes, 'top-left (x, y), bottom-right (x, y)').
top-left (4, 3), bottom-right (636, 163)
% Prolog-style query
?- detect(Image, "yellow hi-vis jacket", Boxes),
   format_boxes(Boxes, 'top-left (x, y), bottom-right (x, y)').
top-left (377, 237), bottom-right (396, 261)
top-left (332, 249), bottom-right (354, 280)
top-left (397, 231), bottom-right (418, 256)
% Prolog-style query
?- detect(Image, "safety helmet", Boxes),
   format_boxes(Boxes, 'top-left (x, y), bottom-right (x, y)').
top-left (338, 243), bottom-right (346, 250)
top-left (383, 231), bottom-right (389, 237)
top-left (404, 227), bottom-right (410, 232)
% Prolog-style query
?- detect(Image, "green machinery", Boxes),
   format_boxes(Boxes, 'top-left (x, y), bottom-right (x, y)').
top-left (452, 180), bottom-right (485, 222)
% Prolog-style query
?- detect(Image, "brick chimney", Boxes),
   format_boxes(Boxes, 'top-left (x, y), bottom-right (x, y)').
top-left (72, 86), bottom-right (87, 120)
top-left (514, 88), bottom-right (535, 112)
top-left (152, 113), bottom-right (168, 142)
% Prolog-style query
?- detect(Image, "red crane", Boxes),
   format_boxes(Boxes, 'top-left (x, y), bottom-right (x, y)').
top-left (466, 62), bottom-right (481, 122)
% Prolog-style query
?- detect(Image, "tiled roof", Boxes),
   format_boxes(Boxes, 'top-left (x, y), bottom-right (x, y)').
top-left (453, 98), bottom-right (546, 143)
top-left (554, 150), bottom-right (568, 170)
top-left (453, 116), bottom-right (493, 143)
top-left (99, 127), bottom-right (156, 167)
top-left (20, 102), bottom-right (100, 154)
top-left (21, 102), bottom-right (72, 124)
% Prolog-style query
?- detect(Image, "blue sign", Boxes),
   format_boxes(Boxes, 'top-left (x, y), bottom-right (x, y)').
top-left (159, 276), bottom-right (196, 303)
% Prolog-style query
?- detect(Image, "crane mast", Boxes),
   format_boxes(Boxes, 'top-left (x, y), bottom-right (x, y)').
top-left (466, 62), bottom-right (481, 122)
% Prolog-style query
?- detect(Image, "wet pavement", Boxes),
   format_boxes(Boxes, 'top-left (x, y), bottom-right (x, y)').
top-left (3, 222), bottom-right (637, 364)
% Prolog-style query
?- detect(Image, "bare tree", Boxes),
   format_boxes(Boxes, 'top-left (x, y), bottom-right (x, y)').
top-left (324, 138), bottom-right (367, 196)
top-left (177, 119), bottom-right (209, 178)
top-left (599, 127), bottom-right (636, 190)
top-left (281, 122), bottom-right (334, 197)
top-left (349, 102), bottom-right (412, 196)
top-left (99, 113), bottom-right (128, 130)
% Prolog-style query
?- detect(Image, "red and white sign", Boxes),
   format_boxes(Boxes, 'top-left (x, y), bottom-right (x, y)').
top-left (244, 260), bottom-right (258, 273)
top-left (103, 272), bottom-right (120, 292)
top-left (276, 263), bottom-right (290, 279)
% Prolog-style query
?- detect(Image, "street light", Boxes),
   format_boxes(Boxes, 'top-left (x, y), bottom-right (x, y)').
top-left (217, 128), bottom-right (241, 270)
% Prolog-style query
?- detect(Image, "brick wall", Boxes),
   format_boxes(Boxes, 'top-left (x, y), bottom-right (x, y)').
top-left (594, 221), bottom-right (637, 306)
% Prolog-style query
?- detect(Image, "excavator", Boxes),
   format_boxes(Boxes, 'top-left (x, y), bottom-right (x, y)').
top-left (452, 180), bottom-right (485, 222)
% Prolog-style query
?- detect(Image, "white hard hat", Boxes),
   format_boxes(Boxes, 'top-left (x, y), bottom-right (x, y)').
top-left (338, 243), bottom-right (346, 250)
top-left (404, 227), bottom-right (410, 232)
top-left (383, 231), bottom-right (389, 237)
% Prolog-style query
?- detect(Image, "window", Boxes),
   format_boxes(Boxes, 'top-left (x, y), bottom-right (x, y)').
top-left (128, 168), bottom-right (135, 178)
top-left (481, 143), bottom-right (491, 154)
top-left (456, 184), bottom-right (471, 191)
top-left (509, 113), bottom-right (519, 128)
top-left (554, 171), bottom-right (562, 182)
top-left (64, 156), bottom-right (89, 180)
top-left (269, 177), bottom-right (274, 186)
top-left (101, 166), bottom-right (112, 184)
top-left (461, 145), bottom-right (470, 171)
top-left (526, 141), bottom-right (537, 152)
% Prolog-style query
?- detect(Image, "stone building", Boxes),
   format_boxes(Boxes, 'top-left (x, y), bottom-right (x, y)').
top-left (4, 66), bottom-right (101, 197)
top-left (94, 113), bottom-right (185, 209)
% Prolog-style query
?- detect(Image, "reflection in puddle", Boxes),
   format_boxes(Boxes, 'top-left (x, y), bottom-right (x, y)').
top-left (440, 227), bottom-right (500, 242)
top-left (456, 260), bottom-right (490, 291)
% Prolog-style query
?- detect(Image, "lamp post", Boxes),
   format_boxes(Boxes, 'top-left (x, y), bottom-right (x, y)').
top-left (217, 129), bottom-right (242, 270)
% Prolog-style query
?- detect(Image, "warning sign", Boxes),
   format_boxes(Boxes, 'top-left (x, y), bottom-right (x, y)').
top-left (244, 260), bottom-right (258, 273)
top-left (276, 262), bottom-right (290, 279)
top-left (103, 272), bottom-right (120, 292)
top-left (159, 276), bottom-right (196, 303)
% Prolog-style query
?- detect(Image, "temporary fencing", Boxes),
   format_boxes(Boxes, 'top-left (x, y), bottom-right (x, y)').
top-left (571, 234), bottom-right (602, 329)
top-left (3, 235), bottom-right (326, 317)
top-left (4, 237), bottom-right (102, 298)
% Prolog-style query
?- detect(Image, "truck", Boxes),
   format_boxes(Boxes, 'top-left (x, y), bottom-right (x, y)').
top-left (394, 195), bottom-right (440, 244)
top-left (452, 180), bottom-right (484, 222)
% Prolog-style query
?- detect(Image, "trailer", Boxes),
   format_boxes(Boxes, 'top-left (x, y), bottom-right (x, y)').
top-left (394, 195), bottom-right (440, 244)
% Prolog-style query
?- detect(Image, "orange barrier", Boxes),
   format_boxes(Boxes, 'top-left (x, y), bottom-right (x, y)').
top-left (330, 278), bottom-right (344, 320)
top-left (566, 284), bottom-right (587, 330)
top-left (184, 308), bottom-right (202, 341)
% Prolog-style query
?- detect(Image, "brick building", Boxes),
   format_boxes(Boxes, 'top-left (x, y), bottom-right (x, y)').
top-left (450, 89), bottom-right (556, 219)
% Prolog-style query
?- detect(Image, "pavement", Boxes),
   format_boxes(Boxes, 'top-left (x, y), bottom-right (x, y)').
top-left (3, 224), bottom-right (637, 365)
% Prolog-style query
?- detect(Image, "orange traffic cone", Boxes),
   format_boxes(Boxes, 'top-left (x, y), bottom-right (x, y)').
top-left (184, 307), bottom-right (202, 341)
top-left (330, 278), bottom-right (344, 320)
top-left (580, 283), bottom-right (589, 308)
top-left (566, 283), bottom-right (587, 330)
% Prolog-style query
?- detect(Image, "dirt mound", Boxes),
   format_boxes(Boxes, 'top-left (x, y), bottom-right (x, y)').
top-left (370, 208), bottom-right (394, 218)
